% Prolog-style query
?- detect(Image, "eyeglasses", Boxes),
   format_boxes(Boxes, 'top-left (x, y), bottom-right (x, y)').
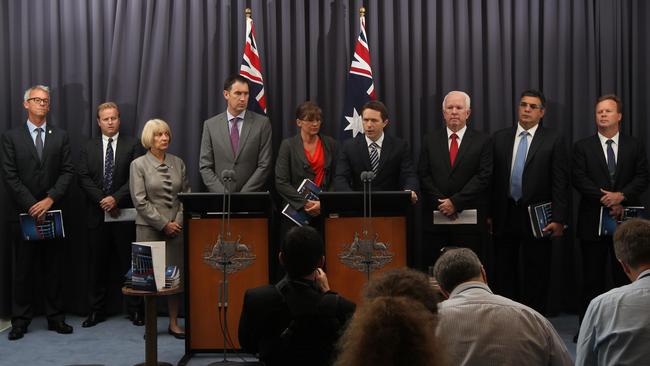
top-left (27, 97), bottom-right (50, 105)
top-left (519, 101), bottom-right (542, 110)
top-left (300, 119), bottom-right (321, 124)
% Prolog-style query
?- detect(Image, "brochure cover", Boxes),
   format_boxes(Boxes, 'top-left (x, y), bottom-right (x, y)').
top-left (131, 241), bottom-right (166, 291)
top-left (599, 206), bottom-right (646, 236)
top-left (19, 210), bottom-right (65, 241)
top-left (528, 202), bottom-right (552, 239)
top-left (282, 179), bottom-right (321, 226)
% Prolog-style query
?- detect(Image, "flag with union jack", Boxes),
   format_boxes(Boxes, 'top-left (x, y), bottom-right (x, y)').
top-left (340, 11), bottom-right (376, 139)
top-left (239, 13), bottom-right (267, 115)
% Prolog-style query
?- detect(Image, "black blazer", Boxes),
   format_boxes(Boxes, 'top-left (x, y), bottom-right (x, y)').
top-left (490, 126), bottom-right (570, 236)
top-left (418, 127), bottom-right (492, 212)
top-left (573, 134), bottom-right (649, 240)
top-left (275, 134), bottom-right (338, 210)
top-left (1, 124), bottom-right (75, 220)
top-left (334, 133), bottom-right (419, 192)
top-left (77, 135), bottom-right (143, 228)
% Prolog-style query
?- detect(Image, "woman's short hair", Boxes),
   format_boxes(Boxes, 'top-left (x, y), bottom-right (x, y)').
top-left (140, 119), bottom-right (172, 149)
top-left (295, 101), bottom-right (322, 121)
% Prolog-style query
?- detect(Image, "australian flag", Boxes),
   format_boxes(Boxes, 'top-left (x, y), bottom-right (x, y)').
top-left (340, 12), bottom-right (376, 140)
top-left (240, 14), bottom-right (267, 115)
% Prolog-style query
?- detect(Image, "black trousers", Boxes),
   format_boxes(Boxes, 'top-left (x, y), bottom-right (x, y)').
top-left (578, 237), bottom-right (629, 322)
top-left (87, 221), bottom-right (142, 314)
top-left (11, 222), bottom-right (65, 327)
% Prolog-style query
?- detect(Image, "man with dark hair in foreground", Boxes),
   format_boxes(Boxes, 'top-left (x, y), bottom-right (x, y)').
top-left (433, 248), bottom-right (572, 366)
top-left (576, 219), bottom-right (650, 366)
top-left (238, 226), bottom-right (355, 366)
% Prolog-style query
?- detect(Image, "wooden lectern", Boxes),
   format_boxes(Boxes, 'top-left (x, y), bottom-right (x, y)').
top-left (319, 191), bottom-right (412, 305)
top-left (178, 192), bottom-right (271, 365)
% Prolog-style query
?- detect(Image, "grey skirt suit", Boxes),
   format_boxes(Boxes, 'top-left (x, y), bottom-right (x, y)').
top-left (130, 151), bottom-right (190, 284)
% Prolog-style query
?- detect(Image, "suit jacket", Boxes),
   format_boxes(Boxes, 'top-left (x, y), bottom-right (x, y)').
top-left (275, 134), bottom-right (338, 209)
top-left (1, 124), bottom-right (74, 220)
top-left (490, 125), bottom-right (570, 236)
top-left (573, 134), bottom-right (649, 241)
top-left (334, 133), bottom-right (419, 192)
top-left (418, 127), bottom-right (493, 212)
top-left (199, 111), bottom-right (272, 193)
top-left (77, 135), bottom-right (143, 228)
top-left (129, 152), bottom-right (190, 231)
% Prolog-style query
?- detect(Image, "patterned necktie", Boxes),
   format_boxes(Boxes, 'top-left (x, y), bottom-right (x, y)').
top-left (35, 127), bottom-right (44, 161)
top-left (510, 131), bottom-right (529, 201)
top-left (230, 117), bottom-right (240, 157)
top-left (606, 139), bottom-right (616, 183)
top-left (103, 137), bottom-right (114, 194)
top-left (449, 133), bottom-right (459, 167)
top-left (369, 142), bottom-right (379, 174)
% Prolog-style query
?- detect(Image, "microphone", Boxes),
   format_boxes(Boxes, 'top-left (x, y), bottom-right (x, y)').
top-left (360, 171), bottom-right (375, 182)
top-left (221, 169), bottom-right (235, 182)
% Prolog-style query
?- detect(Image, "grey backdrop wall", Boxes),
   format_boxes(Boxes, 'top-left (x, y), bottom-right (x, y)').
top-left (1, 0), bottom-right (649, 316)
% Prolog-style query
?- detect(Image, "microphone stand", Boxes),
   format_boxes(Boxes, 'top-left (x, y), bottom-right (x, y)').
top-left (361, 171), bottom-right (374, 282)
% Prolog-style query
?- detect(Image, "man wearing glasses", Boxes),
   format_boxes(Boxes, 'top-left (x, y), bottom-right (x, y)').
top-left (1, 85), bottom-right (75, 340)
top-left (489, 89), bottom-right (570, 315)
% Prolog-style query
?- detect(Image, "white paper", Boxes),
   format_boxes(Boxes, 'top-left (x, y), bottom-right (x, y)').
top-left (104, 208), bottom-right (137, 222)
top-left (433, 209), bottom-right (478, 225)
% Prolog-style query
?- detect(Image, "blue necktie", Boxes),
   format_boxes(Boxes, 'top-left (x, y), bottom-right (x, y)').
top-left (369, 142), bottom-right (379, 174)
top-left (510, 131), bottom-right (529, 201)
top-left (606, 139), bottom-right (616, 184)
top-left (103, 138), bottom-right (114, 194)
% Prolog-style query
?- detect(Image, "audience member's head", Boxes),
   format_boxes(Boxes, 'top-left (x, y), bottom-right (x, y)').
top-left (364, 267), bottom-right (440, 313)
top-left (433, 248), bottom-right (485, 296)
top-left (334, 296), bottom-right (442, 366)
top-left (280, 226), bottom-right (324, 279)
top-left (614, 218), bottom-right (650, 280)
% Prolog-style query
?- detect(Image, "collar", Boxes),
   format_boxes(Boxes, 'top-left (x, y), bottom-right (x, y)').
top-left (516, 122), bottom-right (539, 138)
top-left (636, 269), bottom-right (650, 281)
top-left (598, 131), bottom-right (619, 146)
top-left (145, 150), bottom-right (167, 167)
top-left (27, 119), bottom-right (47, 133)
top-left (365, 132), bottom-right (385, 148)
top-left (447, 125), bottom-right (467, 140)
top-left (227, 110), bottom-right (246, 122)
top-left (102, 132), bottom-right (119, 143)
top-left (448, 281), bottom-right (492, 298)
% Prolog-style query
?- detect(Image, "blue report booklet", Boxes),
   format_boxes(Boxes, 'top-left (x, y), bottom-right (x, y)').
top-left (19, 210), bottom-right (65, 241)
top-left (131, 241), bottom-right (166, 291)
top-left (599, 206), bottom-right (646, 236)
top-left (282, 179), bottom-right (321, 226)
top-left (528, 202), bottom-right (552, 239)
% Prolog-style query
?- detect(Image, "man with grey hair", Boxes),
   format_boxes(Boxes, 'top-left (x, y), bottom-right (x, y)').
top-left (1, 85), bottom-right (75, 340)
top-left (576, 218), bottom-right (650, 365)
top-left (418, 91), bottom-right (492, 266)
top-left (433, 247), bottom-right (572, 365)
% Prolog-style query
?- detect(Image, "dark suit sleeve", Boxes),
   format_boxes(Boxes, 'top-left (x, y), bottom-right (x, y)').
top-left (450, 138), bottom-right (493, 211)
top-left (398, 141), bottom-right (419, 192)
top-left (241, 116), bottom-right (273, 192)
top-left (620, 141), bottom-right (650, 200)
top-left (334, 143), bottom-right (353, 191)
top-left (238, 290), bottom-right (259, 354)
top-left (572, 141), bottom-right (603, 200)
top-left (77, 141), bottom-right (105, 204)
top-left (275, 139), bottom-right (305, 209)
top-left (325, 137), bottom-right (339, 191)
top-left (418, 139), bottom-right (445, 203)
top-left (1, 132), bottom-right (38, 210)
top-left (46, 132), bottom-right (75, 202)
top-left (551, 134), bottom-right (570, 224)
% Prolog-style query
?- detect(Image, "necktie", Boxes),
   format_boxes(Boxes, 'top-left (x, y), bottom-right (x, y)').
top-left (449, 133), bottom-right (459, 167)
top-left (103, 138), bottom-right (114, 194)
top-left (510, 131), bottom-right (529, 201)
top-left (35, 127), bottom-right (44, 161)
top-left (369, 142), bottom-right (379, 174)
top-left (230, 117), bottom-right (240, 157)
top-left (606, 139), bottom-right (616, 183)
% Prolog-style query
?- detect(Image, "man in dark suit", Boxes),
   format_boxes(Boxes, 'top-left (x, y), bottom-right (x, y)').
top-left (200, 74), bottom-right (272, 193)
top-left (334, 100), bottom-right (419, 203)
top-left (573, 94), bottom-right (649, 325)
top-left (77, 102), bottom-right (145, 327)
top-left (489, 89), bottom-right (570, 314)
top-left (1, 85), bottom-right (75, 340)
top-left (238, 226), bottom-right (356, 366)
top-left (418, 91), bottom-right (492, 264)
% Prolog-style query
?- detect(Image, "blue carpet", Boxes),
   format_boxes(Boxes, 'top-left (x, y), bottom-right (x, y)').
top-left (0, 314), bottom-right (578, 365)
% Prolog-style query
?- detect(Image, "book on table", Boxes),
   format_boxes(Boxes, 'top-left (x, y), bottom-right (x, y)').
top-left (131, 241), bottom-right (166, 291)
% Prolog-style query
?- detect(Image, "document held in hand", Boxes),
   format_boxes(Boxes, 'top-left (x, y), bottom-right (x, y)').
top-left (282, 178), bottom-right (321, 227)
top-left (528, 202), bottom-right (552, 239)
top-left (599, 206), bottom-right (646, 236)
top-left (433, 209), bottom-right (478, 225)
top-left (104, 208), bottom-right (137, 222)
top-left (19, 210), bottom-right (65, 241)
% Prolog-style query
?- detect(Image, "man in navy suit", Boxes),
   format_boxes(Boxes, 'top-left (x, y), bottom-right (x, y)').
top-left (418, 91), bottom-right (492, 264)
top-left (489, 89), bottom-right (570, 314)
top-left (1, 85), bottom-right (75, 340)
top-left (573, 94), bottom-right (649, 326)
top-left (334, 100), bottom-right (418, 203)
top-left (77, 102), bottom-right (144, 327)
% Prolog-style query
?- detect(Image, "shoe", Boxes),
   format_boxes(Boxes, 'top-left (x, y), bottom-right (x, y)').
top-left (8, 326), bottom-right (27, 341)
top-left (47, 320), bottom-right (73, 334)
top-left (130, 311), bottom-right (144, 326)
top-left (168, 326), bottom-right (185, 339)
top-left (82, 312), bottom-right (106, 328)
